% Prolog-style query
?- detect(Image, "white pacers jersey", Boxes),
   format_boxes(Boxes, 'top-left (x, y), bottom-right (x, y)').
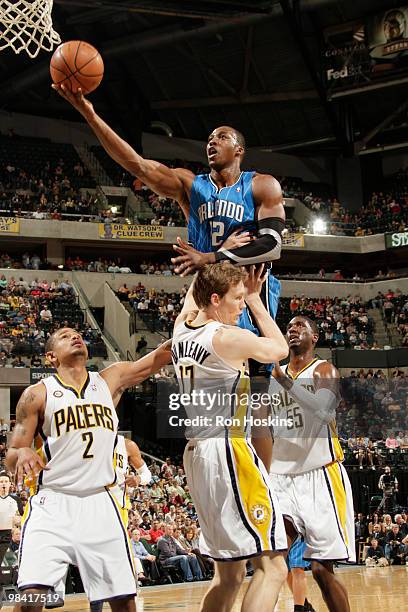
top-left (34, 372), bottom-right (119, 494)
top-left (270, 358), bottom-right (344, 474)
top-left (171, 320), bottom-right (250, 439)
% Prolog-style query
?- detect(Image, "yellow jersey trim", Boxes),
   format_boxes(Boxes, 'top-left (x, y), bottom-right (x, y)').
top-left (53, 372), bottom-right (90, 399)
top-left (286, 357), bottom-right (319, 380)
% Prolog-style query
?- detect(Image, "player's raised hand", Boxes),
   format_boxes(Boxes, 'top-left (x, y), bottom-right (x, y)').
top-left (15, 447), bottom-right (49, 490)
top-left (52, 84), bottom-right (95, 121)
top-left (222, 228), bottom-right (252, 250)
top-left (244, 264), bottom-right (267, 302)
top-left (272, 362), bottom-right (285, 380)
top-left (171, 237), bottom-right (212, 276)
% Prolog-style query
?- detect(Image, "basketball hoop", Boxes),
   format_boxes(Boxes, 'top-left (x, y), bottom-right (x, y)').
top-left (0, 0), bottom-right (61, 59)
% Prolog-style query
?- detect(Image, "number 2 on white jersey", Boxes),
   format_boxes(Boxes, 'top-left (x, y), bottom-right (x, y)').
top-left (211, 221), bottom-right (225, 246)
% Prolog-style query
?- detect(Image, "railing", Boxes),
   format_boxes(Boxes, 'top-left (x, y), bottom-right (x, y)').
top-left (72, 272), bottom-right (121, 362)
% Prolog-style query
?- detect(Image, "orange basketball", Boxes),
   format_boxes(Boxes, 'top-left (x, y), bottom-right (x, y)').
top-left (50, 40), bottom-right (104, 94)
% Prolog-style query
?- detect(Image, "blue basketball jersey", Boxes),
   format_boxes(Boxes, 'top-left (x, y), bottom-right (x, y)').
top-left (188, 170), bottom-right (281, 375)
top-left (188, 171), bottom-right (257, 252)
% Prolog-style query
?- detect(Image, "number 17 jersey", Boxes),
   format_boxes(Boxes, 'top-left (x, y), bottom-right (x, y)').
top-left (188, 171), bottom-right (256, 251)
top-left (36, 372), bottom-right (118, 494)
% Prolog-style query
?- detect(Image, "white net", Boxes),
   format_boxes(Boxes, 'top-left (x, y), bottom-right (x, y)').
top-left (0, 0), bottom-right (61, 59)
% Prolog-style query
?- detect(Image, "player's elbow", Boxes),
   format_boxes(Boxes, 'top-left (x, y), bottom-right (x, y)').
top-left (254, 338), bottom-right (288, 363)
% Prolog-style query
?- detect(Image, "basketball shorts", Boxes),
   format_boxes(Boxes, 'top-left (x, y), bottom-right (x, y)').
top-left (238, 270), bottom-right (281, 376)
top-left (287, 536), bottom-right (310, 570)
top-left (270, 461), bottom-right (355, 563)
top-left (109, 483), bottom-right (130, 527)
top-left (18, 488), bottom-right (137, 604)
top-left (183, 437), bottom-right (287, 561)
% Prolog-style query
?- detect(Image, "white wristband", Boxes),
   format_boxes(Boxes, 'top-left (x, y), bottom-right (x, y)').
top-left (136, 462), bottom-right (152, 485)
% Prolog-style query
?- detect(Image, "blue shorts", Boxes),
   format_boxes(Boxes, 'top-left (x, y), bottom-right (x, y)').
top-left (287, 537), bottom-right (310, 570)
top-left (238, 270), bottom-right (281, 374)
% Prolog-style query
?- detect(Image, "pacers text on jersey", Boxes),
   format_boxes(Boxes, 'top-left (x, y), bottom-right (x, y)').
top-left (54, 403), bottom-right (115, 437)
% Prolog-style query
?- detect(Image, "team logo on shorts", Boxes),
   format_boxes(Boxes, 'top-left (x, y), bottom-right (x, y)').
top-left (53, 390), bottom-right (63, 398)
top-left (250, 504), bottom-right (270, 525)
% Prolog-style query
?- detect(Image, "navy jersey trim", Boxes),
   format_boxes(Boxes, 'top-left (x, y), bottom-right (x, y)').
top-left (224, 436), bottom-right (262, 554)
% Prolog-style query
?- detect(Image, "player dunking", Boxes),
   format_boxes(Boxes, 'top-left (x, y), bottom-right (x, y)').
top-left (53, 85), bottom-right (285, 374)
top-left (269, 316), bottom-right (355, 612)
top-left (6, 328), bottom-right (171, 612)
top-left (172, 263), bottom-right (288, 612)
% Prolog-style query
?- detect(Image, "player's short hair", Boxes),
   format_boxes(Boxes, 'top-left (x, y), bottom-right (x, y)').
top-left (233, 128), bottom-right (246, 150)
top-left (193, 263), bottom-right (247, 308)
top-left (288, 316), bottom-right (319, 336)
top-left (0, 471), bottom-right (10, 480)
top-left (45, 330), bottom-right (59, 353)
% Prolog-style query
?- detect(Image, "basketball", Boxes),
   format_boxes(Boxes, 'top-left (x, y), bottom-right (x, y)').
top-left (50, 40), bottom-right (104, 94)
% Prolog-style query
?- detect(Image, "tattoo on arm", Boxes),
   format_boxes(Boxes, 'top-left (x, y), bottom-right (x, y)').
top-left (15, 390), bottom-right (37, 435)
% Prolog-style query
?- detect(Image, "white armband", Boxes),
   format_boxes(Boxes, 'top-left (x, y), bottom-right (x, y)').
top-left (136, 462), bottom-right (152, 485)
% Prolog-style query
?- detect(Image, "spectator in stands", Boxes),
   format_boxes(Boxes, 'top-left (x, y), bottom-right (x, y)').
top-left (39, 304), bottom-right (52, 323)
top-left (149, 520), bottom-right (164, 545)
top-left (136, 336), bottom-right (147, 355)
top-left (130, 529), bottom-right (158, 580)
top-left (385, 525), bottom-right (406, 564)
top-left (157, 524), bottom-right (202, 581)
top-left (365, 539), bottom-right (388, 566)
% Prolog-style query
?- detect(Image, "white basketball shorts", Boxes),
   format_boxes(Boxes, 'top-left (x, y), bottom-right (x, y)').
top-left (183, 437), bottom-right (287, 561)
top-left (270, 461), bottom-right (356, 562)
top-left (18, 487), bottom-right (137, 603)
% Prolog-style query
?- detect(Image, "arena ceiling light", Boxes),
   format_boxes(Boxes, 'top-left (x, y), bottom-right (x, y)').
top-left (313, 218), bottom-right (327, 234)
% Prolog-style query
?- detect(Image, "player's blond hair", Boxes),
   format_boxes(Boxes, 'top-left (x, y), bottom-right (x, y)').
top-left (193, 263), bottom-right (247, 308)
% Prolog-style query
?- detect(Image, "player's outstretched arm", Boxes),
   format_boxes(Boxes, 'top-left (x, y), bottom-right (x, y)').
top-left (101, 341), bottom-right (172, 406)
top-left (173, 279), bottom-right (198, 330)
top-left (214, 327), bottom-right (288, 365)
top-left (52, 84), bottom-right (194, 207)
top-left (5, 383), bottom-right (48, 487)
top-left (272, 361), bottom-right (339, 423)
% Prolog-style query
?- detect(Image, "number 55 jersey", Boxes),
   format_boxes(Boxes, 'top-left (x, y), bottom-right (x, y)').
top-left (269, 358), bottom-right (355, 563)
top-left (269, 358), bottom-right (343, 475)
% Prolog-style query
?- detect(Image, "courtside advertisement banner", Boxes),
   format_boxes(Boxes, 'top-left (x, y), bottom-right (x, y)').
top-left (0, 217), bottom-right (19, 233)
top-left (385, 231), bottom-right (408, 248)
top-left (98, 223), bottom-right (164, 240)
top-left (282, 232), bottom-right (304, 247)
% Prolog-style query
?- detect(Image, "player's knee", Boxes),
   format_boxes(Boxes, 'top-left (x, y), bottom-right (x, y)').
top-left (311, 561), bottom-right (330, 587)
top-left (218, 566), bottom-right (246, 590)
top-left (254, 552), bottom-right (288, 583)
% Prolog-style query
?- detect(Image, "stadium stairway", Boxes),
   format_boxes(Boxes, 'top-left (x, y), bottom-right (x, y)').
top-left (385, 321), bottom-right (403, 348)
top-left (122, 300), bottom-right (168, 355)
top-left (72, 275), bottom-right (121, 363)
top-left (73, 143), bottom-right (113, 186)
top-left (367, 308), bottom-right (391, 348)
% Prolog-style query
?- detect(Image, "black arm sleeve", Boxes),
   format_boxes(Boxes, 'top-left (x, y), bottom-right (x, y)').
top-left (215, 217), bottom-right (284, 265)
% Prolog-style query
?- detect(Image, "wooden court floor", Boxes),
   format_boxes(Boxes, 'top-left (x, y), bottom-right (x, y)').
top-left (4, 566), bottom-right (405, 611)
